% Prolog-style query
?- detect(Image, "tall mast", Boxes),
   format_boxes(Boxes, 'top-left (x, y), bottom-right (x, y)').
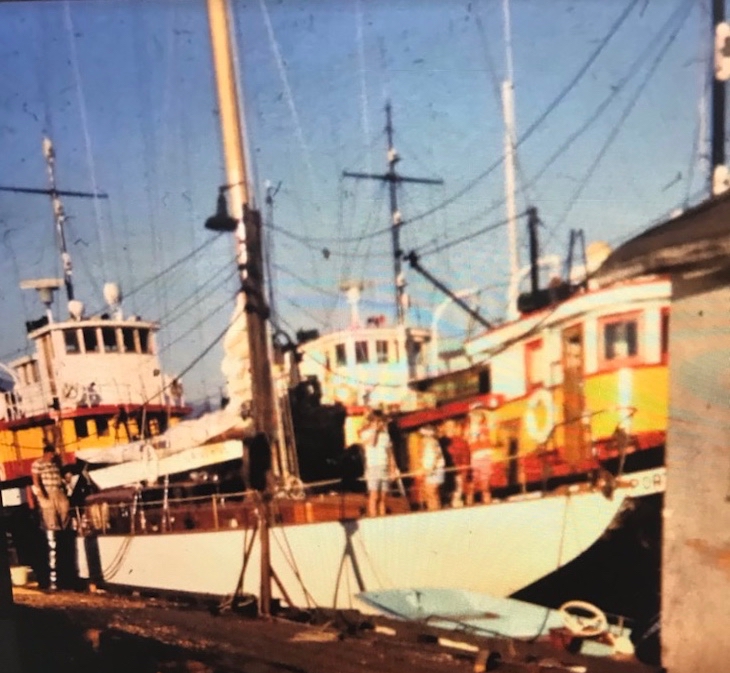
top-left (207, 0), bottom-right (277, 615)
top-left (343, 103), bottom-right (443, 327)
top-left (502, 0), bottom-right (520, 285)
top-left (385, 103), bottom-right (405, 326)
top-left (43, 139), bottom-right (74, 301)
top-left (0, 138), bottom-right (108, 304)
top-left (207, 0), bottom-right (276, 440)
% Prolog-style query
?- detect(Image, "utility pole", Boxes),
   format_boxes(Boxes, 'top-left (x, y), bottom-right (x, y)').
top-left (0, 138), bottom-right (109, 304)
top-left (343, 102), bottom-right (443, 326)
top-left (713, 0), bottom-right (729, 195)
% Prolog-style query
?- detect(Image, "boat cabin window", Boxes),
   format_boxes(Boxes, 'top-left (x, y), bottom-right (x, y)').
top-left (661, 309), bottom-right (670, 362)
top-left (409, 340), bottom-right (425, 366)
top-left (64, 329), bottom-right (80, 354)
top-left (335, 343), bottom-right (347, 366)
top-left (122, 328), bottom-right (136, 353)
top-left (355, 340), bottom-right (369, 364)
top-left (16, 365), bottom-right (28, 386)
top-left (376, 340), bottom-right (389, 364)
top-left (478, 366), bottom-right (492, 394)
top-left (525, 339), bottom-right (545, 391)
top-left (95, 417), bottom-right (110, 437)
top-left (139, 328), bottom-right (150, 354)
top-left (74, 417), bottom-right (89, 439)
top-left (600, 312), bottom-right (641, 366)
top-left (102, 326), bottom-right (119, 353)
top-left (83, 327), bottom-right (99, 353)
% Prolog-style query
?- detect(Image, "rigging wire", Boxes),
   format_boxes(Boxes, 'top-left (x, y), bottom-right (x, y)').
top-left (122, 234), bottom-right (223, 302)
top-left (158, 291), bottom-right (235, 355)
top-left (546, 0), bottom-right (694, 245)
top-left (401, 0), bottom-right (642, 228)
top-left (417, 211), bottom-right (527, 258)
top-left (685, 20), bottom-right (712, 205)
top-left (62, 1), bottom-right (109, 283)
top-left (258, 0), bottom-right (316, 227)
top-left (158, 260), bottom-right (238, 328)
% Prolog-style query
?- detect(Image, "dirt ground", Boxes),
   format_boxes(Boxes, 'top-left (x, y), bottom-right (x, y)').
top-left (10, 585), bottom-right (664, 673)
top-left (11, 586), bottom-right (478, 673)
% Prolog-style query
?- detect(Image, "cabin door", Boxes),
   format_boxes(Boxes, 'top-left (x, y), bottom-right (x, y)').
top-left (561, 324), bottom-right (588, 464)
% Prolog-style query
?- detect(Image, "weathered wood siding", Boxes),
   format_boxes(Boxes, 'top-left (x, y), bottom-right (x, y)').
top-left (663, 269), bottom-right (730, 671)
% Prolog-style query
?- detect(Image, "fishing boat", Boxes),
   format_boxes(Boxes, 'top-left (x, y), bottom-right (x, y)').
top-left (0, 138), bottom-right (192, 508)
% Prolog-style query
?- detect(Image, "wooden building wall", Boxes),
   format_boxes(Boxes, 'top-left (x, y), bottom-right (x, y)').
top-left (663, 268), bottom-right (730, 671)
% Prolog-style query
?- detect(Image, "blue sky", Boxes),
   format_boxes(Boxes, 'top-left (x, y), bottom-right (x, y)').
top-left (0, 0), bottom-right (708, 403)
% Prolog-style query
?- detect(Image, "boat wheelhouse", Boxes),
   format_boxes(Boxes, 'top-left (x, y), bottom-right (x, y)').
top-left (0, 282), bottom-right (190, 497)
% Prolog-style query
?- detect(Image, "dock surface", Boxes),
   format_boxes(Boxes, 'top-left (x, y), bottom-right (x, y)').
top-left (11, 586), bottom-right (662, 673)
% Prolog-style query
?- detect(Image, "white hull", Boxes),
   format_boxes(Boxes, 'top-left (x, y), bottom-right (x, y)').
top-left (74, 473), bottom-right (664, 612)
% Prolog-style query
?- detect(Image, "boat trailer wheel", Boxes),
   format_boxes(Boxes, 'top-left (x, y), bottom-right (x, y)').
top-left (558, 600), bottom-right (608, 638)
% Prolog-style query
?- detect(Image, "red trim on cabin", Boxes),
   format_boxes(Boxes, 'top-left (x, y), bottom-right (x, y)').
top-left (0, 414), bottom-right (55, 432)
top-left (397, 393), bottom-right (505, 430)
top-left (0, 404), bottom-right (191, 432)
top-left (59, 404), bottom-right (191, 420)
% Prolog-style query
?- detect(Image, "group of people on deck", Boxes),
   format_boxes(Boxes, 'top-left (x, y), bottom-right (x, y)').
top-left (358, 403), bottom-right (495, 515)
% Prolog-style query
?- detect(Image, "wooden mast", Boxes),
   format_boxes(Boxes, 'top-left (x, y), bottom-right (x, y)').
top-left (206, 0), bottom-right (276, 616)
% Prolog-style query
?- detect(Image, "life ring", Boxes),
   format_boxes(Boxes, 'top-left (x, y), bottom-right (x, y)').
top-left (524, 388), bottom-right (555, 444)
top-left (559, 600), bottom-right (608, 637)
top-left (63, 383), bottom-right (79, 401)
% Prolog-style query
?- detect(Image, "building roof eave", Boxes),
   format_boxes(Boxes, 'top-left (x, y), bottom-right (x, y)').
top-left (596, 191), bottom-right (730, 285)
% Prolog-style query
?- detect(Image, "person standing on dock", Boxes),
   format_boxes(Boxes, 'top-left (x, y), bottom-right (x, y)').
top-left (31, 443), bottom-right (70, 590)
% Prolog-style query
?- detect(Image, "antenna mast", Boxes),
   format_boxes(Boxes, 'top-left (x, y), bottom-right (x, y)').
top-left (343, 102), bottom-right (443, 327)
top-left (0, 137), bottom-right (108, 303)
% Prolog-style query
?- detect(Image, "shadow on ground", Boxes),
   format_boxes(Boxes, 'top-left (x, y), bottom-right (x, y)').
top-left (15, 603), bottom-right (233, 673)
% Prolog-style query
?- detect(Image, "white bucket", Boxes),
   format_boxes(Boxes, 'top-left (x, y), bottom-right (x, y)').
top-left (9, 566), bottom-right (30, 587)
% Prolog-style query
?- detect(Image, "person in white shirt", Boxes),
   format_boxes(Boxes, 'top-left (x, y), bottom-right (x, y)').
top-left (360, 413), bottom-right (394, 517)
top-left (420, 426), bottom-right (445, 511)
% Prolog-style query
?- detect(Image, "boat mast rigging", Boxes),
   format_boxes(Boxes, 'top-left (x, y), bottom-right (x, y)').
top-left (206, 0), bottom-right (279, 617)
top-left (343, 103), bottom-right (443, 327)
top-left (0, 138), bottom-right (109, 304)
